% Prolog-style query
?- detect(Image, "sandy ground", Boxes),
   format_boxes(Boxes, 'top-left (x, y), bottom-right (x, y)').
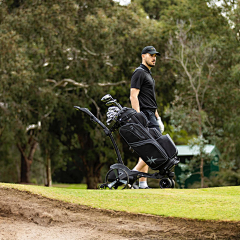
top-left (0, 187), bottom-right (240, 240)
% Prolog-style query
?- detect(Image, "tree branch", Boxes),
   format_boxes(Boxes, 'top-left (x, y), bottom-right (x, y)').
top-left (28, 140), bottom-right (38, 163)
top-left (79, 38), bottom-right (99, 56)
top-left (98, 80), bottom-right (127, 86)
top-left (47, 79), bottom-right (89, 89)
top-left (199, 65), bottom-right (214, 108)
top-left (0, 102), bottom-right (8, 112)
top-left (84, 88), bottom-right (102, 119)
top-left (46, 78), bottom-right (127, 89)
top-left (26, 121), bottom-right (41, 132)
top-left (17, 143), bottom-right (27, 160)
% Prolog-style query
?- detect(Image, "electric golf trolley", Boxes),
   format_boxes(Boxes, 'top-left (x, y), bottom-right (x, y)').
top-left (74, 94), bottom-right (179, 189)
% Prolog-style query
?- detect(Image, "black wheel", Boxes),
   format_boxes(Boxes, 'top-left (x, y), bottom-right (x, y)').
top-left (105, 168), bottom-right (129, 190)
top-left (170, 179), bottom-right (175, 188)
top-left (159, 178), bottom-right (172, 189)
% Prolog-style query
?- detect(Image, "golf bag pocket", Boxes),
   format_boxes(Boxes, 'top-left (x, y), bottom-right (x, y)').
top-left (119, 123), bottom-right (169, 170)
top-left (155, 134), bottom-right (178, 159)
top-left (149, 128), bottom-right (162, 138)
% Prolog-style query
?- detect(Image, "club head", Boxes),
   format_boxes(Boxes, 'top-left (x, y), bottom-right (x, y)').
top-left (107, 113), bottom-right (117, 119)
top-left (101, 94), bottom-right (113, 103)
top-left (106, 118), bottom-right (113, 125)
top-left (108, 106), bottom-right (119, 111)
top-left (107, 108), bottom-right (119, 114)
top-left (105, 100), bottom-right (116, 107)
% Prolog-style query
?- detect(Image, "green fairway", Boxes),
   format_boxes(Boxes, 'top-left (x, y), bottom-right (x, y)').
top-left (52, 183), bottom-right (87, 189)
top-left (1, 183), bottom-right (239, 222)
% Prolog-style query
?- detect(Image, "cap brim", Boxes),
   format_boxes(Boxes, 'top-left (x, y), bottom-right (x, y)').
top-left (148, 51), bottom-right (160, 56)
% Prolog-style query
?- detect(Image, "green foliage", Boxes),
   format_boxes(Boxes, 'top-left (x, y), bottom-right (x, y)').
top-left (177, 137), bottom-right (213, 188)
top-left (206, 169), bottom-right (240, 187)
top-left (159, 0), bottom-right (240, 180)
top-left (135, 0), bottom-right (177, 20)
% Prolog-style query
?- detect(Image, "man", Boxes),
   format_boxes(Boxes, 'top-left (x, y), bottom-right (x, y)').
top-left (130, 46), bottom-right (164, 189)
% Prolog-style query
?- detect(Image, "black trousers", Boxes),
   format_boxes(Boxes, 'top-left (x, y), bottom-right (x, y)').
top-left (141, 109), bottom-right (161, 133)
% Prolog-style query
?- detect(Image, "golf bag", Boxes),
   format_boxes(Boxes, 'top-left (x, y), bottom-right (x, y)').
top-left (115, 107), bottom-right (178, 171)
top-left (74, 94), bottom-right (180, 189)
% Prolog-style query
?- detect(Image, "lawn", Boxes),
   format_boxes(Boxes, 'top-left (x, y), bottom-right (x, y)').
top-left (1, 183), bottom-right (239, 222)
top-left (52, 183), bottom-right (87, 189)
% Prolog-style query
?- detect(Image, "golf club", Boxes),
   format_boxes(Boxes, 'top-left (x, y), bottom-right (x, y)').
top-left (101, 94), bottom-right (113, 103)
top-left (106, 100), bottom-right (122, 110)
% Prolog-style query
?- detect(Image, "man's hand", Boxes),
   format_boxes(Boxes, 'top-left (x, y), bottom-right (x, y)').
top-left (156, 117), bottom-right (164, 133)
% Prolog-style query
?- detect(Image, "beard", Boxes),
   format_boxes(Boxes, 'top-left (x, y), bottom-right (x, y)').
top-left (146, 59), bottom-right (155, 68)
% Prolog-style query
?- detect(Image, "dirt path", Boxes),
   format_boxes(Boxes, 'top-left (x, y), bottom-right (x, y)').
top-left (0, 187), bottom-right (240, 240)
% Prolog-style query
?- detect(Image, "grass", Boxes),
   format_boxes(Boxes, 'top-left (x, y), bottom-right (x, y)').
top-left (52, 183), bottom-right (87, 189)
top-left (1, 182), bottom-right (240, 222)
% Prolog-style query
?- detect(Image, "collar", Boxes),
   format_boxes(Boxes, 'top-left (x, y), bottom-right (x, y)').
top-left (140, 63), bottom-right (151, 74)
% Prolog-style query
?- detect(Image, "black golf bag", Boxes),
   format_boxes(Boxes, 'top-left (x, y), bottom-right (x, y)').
top-left (116, 107), bottom-right (178, 172)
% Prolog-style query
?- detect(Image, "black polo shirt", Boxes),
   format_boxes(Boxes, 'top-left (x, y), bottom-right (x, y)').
top-left (131, 64), bottom-right (158, 112)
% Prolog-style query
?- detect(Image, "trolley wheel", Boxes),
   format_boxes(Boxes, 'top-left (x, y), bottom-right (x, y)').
top-left (170, 179), bottom-right (175, 188)
top-left (159, 178), bottom-right (172, 189)
top-left (105, 168), bottom-right (129, 190)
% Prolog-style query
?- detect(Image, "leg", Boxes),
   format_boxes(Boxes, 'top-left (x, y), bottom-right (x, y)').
top-left (138, 161), bottom-right (148, 183)
top-left (133, 157), bottom-right (147, 172)
top-left (133, 158), bottom-right (149, 188)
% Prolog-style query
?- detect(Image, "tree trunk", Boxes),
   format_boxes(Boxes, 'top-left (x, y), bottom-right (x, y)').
top-left (82, 155), bottom-right (103, 189)
top-left (78, 133), bottom-right (103, 189)
top-left (200, 156), bottom-right (204, 188)
top-left (17, 138), bottom-right (38, 183)
top-left (20, 154), bottom-right (31, 183)
top-left (86, 170), bottom-right (101, 189)
top-left (198, 114), bottom-right (204, 188)
top-left (46, 152), bottom-right (52, 187)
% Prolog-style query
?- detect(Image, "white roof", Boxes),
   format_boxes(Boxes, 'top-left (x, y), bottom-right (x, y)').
top-left (176, 145), bottom-right (216, 156)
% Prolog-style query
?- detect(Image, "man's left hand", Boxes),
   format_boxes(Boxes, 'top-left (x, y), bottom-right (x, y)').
top-left (157, 117), bottom-right (164, 133)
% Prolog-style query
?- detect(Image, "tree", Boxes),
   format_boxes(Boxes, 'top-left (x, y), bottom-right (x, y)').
top-left (161, 0), bottom-right (233, 187)
top-left (165, 21), bottom-right (220, 187)
top-left (0, 1), bottom-right (38, 183)
top-left (214, 1), bottom-right (240, 173)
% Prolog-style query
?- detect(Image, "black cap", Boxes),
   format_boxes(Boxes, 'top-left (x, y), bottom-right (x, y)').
top-left (141, 46), bottom-right (160, 56)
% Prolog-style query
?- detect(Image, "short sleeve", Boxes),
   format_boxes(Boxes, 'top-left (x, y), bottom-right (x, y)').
top-left (131, 70), bottom-right (144, 89)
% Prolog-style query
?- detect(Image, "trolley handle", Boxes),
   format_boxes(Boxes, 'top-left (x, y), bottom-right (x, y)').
top-left (74, 106), bottom-right (106, 129)
top-left (74, 106), bottom-right (123, 164)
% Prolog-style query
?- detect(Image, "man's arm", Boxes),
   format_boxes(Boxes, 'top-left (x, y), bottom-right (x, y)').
top-left (130, 88), bottom-right (140, 112)
top-left (155, 110), bottom-right (160, 119)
